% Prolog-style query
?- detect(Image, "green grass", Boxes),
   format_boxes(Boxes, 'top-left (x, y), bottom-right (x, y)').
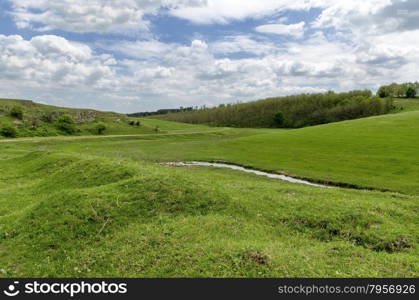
top-left (0, 98), bottom-right (166, 138)
top-left (0, 152), bottom-right (417, 277)
top-left (10, 110), bottom-right (418, 194)
top-left (393, 98), bottom-right (419, 112)
top-left (0, 100), bottom-right (418, 278)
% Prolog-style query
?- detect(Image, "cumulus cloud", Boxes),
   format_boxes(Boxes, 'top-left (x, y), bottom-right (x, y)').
top-left (0, 34), bottom-right (115, 86)
top-left (255, 22), bottom-right (305, 38)
top-left (97, 40), bottom-right (174, 60)
top-left (8, 0), bottom-right (162, 34)
top-left (210, 35), bottom-right (278, 56)
top-left (7, 0), bottom-right (331, 32)
top-left (2, 0), bottom-right (419, 112)
top-left (169, 0), bottom-right (329, 24)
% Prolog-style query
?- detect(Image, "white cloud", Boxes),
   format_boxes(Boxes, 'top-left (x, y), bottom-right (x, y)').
top-left (3, 0), bottom-right (419, 112)
top-left (169, 0), bottom-right (329, 24)
top-left (0, 34), bottom-right (115, 87)
top-left (210, 35), bottom-right (278, 55)
top-left (7, 0), bottom-right (331, 32)
top-left (8, 0), bottom-right (161, 34)
top-left (97, 40), bottom-right (174, 60)
top-left (255, 22), bottom-right (305, 38)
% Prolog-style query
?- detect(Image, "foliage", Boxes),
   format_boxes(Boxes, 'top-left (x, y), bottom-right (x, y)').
top-left (273, 112), bottom-right (285, 127)
top-left (95, 123), bottom-right (107, 135)
top-left (10, 105), bottom-right (24, 120)
top-left (128, 120), bottom-right (141, 126)
top-left (0, 123), bottom-right (17, 138)
top-left (56, 114), bottom-right (77, 134)
top-left (406, 87), bottom-right (417, 99)
top-left (0, 99), bottom-right (157, 137)
top-left (128, 107), bottom-right (194, 117)
top-left (377, 82), bottom-right (419, 98)
top-left (156, 91), bottom-right (392, 128)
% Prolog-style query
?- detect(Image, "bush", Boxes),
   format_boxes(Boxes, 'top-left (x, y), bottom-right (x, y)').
top-left (128, 120), bottom-right (141, 127)
top-left (0, 123), bottom-right (17, 138)
top-left (95, 123), bottom-right (106, 135)
top-left (41, 112), bottom-right (56, 123)
top-left (10, 105), bottom-right (24, 120)
top-left (377, 86), bottom-right (388, 98)
top-left (406, 87), bottom-right (417, 98)
top-left (56, 114), bottom-right (77, 134)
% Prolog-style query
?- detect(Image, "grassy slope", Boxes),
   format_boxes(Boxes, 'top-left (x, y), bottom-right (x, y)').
top-left (394, 98), bottom-right (419, 112)
top-left (21, 109), bottom-right (418, 194)
top-left (198, 111), bottom-right (419, 194)
top-left (0, 98), bottom-right (160, 137)
top-left (0, 152), bottom-right (417, 277)
top-left (0, 99), bottom-right (418, 277)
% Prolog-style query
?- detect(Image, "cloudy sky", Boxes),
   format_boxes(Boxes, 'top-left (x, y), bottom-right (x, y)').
top-left (1, 0), bottom-right (418, 112)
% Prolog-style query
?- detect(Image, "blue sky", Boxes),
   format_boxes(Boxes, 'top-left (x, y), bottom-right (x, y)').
top-left (1, 0), bottom-right (418, 112)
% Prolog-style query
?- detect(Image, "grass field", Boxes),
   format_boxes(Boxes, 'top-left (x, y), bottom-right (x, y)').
top-left (0, 99), bottom-right (418, 277)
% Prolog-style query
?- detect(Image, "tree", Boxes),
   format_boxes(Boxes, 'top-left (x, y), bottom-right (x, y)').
top-left (10, 105), bottom-right (24, 120)
top-left (377, 86), bottom-right (388, 98)
top-left (56, 114), bottom-right (76, 134)
top-left (0, 123), bottom-right (17, 138)
top-left (273, 112), bottom-right (285, 127)
top-left (406, 87), bottom-right (417, 98)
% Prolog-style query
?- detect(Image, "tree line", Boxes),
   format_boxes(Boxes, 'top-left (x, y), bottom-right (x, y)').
top-left (154, 91), bottom-right (394, 128)
top-left (377, 82), bottom-right (418, 98)
top-left (128, 107), bottom-right (194, 117)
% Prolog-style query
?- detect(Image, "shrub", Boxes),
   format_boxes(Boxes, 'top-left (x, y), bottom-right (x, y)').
top-left (406, 87), bottom-right (417, 98)
top-left (41, 112), bottom-right (56, 123)
top-left (56, 114), bottom-right (77, 134)
top-left (0, 123), bottom-right (17, 138)
top-left (10, 105), bottom-right (24, 120)
top-left (95, 123), bottom-right (107, 135)
top-left (377, 86), bottom-right (388, 98)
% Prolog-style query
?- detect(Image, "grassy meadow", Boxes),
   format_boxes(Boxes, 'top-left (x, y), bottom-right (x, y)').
top-left (0, 98), bottom-right (418, 277)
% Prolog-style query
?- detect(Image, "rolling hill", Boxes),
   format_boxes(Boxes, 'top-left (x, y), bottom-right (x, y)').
top-left (0, 98), bottom-right (157, 138)
top-left (0, 97), bottom-right (418, 278)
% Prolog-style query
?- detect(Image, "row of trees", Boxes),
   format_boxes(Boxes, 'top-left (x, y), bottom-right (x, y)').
top-left (128, 107), bottom-right (194, 117)
top-left (377, 82), bottom-right (418, 98)
top-left (156, 91), bottom-right (394, 128)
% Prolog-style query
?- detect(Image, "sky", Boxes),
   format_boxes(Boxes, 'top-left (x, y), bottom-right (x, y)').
top-left (0, 0), bottom-right (418, 113)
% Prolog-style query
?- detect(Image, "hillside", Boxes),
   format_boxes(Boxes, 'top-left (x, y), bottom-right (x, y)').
top-left (0, 98), bottom-right (157, 138)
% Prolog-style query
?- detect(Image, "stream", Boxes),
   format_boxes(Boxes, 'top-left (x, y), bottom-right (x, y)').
top-left (164, 161), bottom-right (329, 188)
